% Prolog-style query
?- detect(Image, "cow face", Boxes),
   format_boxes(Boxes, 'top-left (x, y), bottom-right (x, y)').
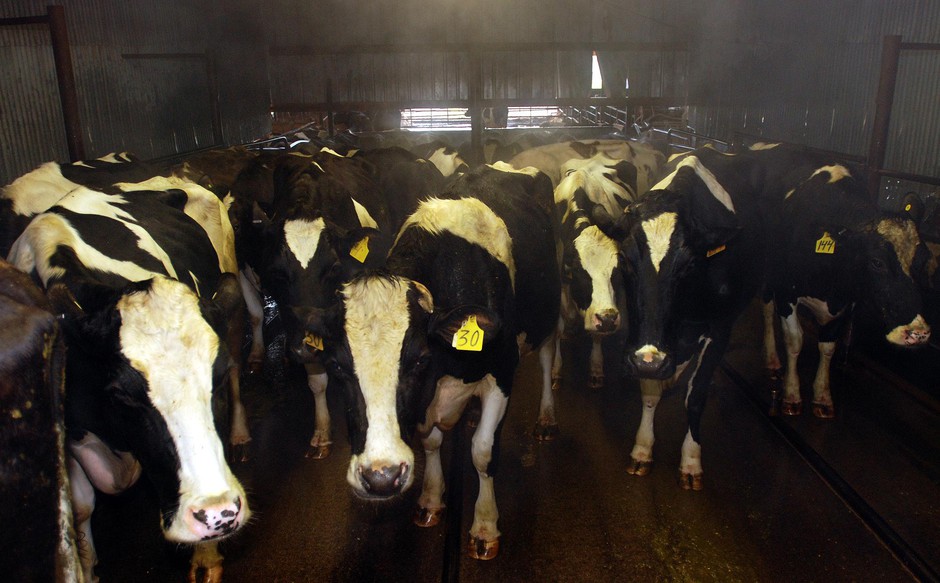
top-left (856, 218), bottom-right (931, 345)
top-left (304, 273), bottom-right (501, 499)
top-left (619, 162), bottom-right (740, 379)
top-left (50, 275), bottom-right (249, 544)
top-left (565, 225), bottom-right (624, 334)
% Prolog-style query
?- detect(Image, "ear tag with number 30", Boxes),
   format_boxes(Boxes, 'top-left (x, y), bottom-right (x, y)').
top-left (452, 315), bottom-right (484, 352)
top-left (350, 237), bottom-right (369, 263)
top-left (304, 333), bottom-right (324, 352)
top-left (815, 232), bottom-right (835, 254)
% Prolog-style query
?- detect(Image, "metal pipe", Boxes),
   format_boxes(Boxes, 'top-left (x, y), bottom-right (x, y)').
top-left (47, 5), bottom-right (85, 161)
top-left (867, 35), bottom-right (902, 201)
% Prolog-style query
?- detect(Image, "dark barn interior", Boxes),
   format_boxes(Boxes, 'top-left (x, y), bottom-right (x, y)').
top-left (1, 1), bottom-right (939, 582)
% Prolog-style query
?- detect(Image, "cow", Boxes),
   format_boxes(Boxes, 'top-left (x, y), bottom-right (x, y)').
top-left (508, 138), bottom-right (666, 190)
top-left (8, 186), bottom-right (250, 583)
top-left (761, 158), bottom-right (931, 418)
top-left (596, 147), bottom-right (767, 490)
top-left (0, 259), bottom-right (81, 583)
top-left (300, 162), bottom-right (560, 559)
top-left (411, 141), bottom-right (469, 177)
top-left (1, 156), bottom-right (254, 458)
top-left (229, 149), bottom-right (389, 459)
top-left (551, 154), bottom-right (636, 393)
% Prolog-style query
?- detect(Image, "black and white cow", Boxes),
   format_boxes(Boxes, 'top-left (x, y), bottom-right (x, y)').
top-left (8, 186), bottom-right (249, 583)
top-left (1, 157), bottom-right (254, 457)
top-left (0, 259), bottom-right (81, 582)
top-left (302, 162), bottom-right (560, 559)
top-left (509, 138), bottom-right (666, 189)
top-left (598, 147), bottom-right (766, 490)
top-left (411, 141), bottom-right (469, 177)
top-left (230, 149), bottom-right (388, 459)
top-left (761, 156), bottom-right (931, 417)
top-left (551, 153), bottom-right (637, 392)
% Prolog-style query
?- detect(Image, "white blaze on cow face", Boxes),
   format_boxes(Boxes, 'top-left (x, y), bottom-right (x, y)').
top-left (342, 276), bottom-right (416, 493)
top-left (283, 218), bottom-right (326, 269)
top-left (117, 277), bottom-right (248, 542)
top-left (351, 198), bottom-right (378, 229)
top-left (573, 226), bottom-right (620, 331)
top-left (641, 212), bottom-right (678, 274)
top-left (811, 164), bottom-right (852, 184)
top-left (427, 147), bottom-right (467, 177)
top-left (876, 218), bottom-right (920, 277)
top-left (395, 197), bottom-right (516, 289)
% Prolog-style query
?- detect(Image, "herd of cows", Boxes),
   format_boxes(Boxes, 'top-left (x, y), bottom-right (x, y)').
top-left (0, 131), bottom-right (933, 582)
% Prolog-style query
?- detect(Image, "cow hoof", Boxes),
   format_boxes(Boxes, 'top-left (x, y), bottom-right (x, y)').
top-left (679, 472), bottom-right (703, 491)
top-left (627, 459), bottom-right (652, 476)
top-left (247, 360), bottom-right (263, 376)
top-left (468, 536), bottom-right (499, 560)
top-left (189, 564), bottom-right (223, 583)
top-left (414, 507), bottom-right (443, 528)
top-left (305, 444), bottom-right (331, 460)
top-left (589, 375), bottom-right (604, 389)
top-left (781, 400), bottom-right (802, 416)
top-left (230, 444), bottom-right (250, 464)
top-left (812, 402), bottom-right (835, 419)
top-left (551, 376), bottom-right (561, 391)
top-left (534, 423), bottom-right (559, 442)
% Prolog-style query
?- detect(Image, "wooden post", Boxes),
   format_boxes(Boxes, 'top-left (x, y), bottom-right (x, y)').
top-left (867, 35), bottom-right (902, 201)
top-left (47, 5), bottom-right (85, 160)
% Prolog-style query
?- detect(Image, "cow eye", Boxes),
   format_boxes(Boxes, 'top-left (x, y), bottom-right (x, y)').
top-left (870, 257), bottom-right (887, 272)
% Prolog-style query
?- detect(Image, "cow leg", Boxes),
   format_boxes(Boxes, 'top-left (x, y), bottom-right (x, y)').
top-left (414, 426), bottom-right (446, 527)
top-left (535, 331), bottom-right (559, 441)
top-left (68, 454), bottom-right (98, 583)
top-left (468, 380), bottom-right (509, 560)
top-left (551, 314), bottom-right (564, 390)
top-left (304, 364), bottom-right (332, 459)
top-left (679, 333), bottom-right (727, 491)
top-left (811, 341), bottom-right (837, 418)
top-left (189, 541), bottom-right (223, 583)
top-left (780, 308), bottom-right (804, 415)
top-left (238, 269), bottom-right (265, 374)
top-left (68, 433), bottom-right (141, 495)
top-left (761, 299), bottom-right (782, 371)
top-left (588, 335), bottom-right (604, 388)
top-left (227, 365), bottom-right (251, 462)
top-left (628, 378), bottom-right (663, 476)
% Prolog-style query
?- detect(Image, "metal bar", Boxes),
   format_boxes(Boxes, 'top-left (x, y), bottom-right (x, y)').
top-left (205, 57), bottom-right (224, 145)
top-left (867, 35), bottom-right (902, 200)
top-left (271, 41), bottom-right (688, 57)
top-left (0, 15), bottom-right (48, 26)
top-left (121, 52), bottom-right (208, 60)
top-left (900, 42), bottom-right (940, 51)
top-left (270, 96), bottom-right (679, 113)
top-left (47, 5), bottom-right (85, 161)
top-left (468, 50), bottom-right (483, 166)
top-left (875, 169), bottom-right (940, 187)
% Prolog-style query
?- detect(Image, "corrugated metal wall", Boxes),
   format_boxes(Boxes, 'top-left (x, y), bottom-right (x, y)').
top-left (683, 0), bottom-right (940, 180)
top-left (1, 0), bottom-right (270, 185)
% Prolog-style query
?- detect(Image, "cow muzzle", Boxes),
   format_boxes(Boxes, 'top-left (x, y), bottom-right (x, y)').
top-left (886, 314), bottom-right (931, 346)
top-left (181, 494), bottom-right (246, 541)
top-left (352, 460), bottom-right (412, 498)
top-left (590, 309), bottom-right (621, 335)
top-left (628, 344), bottom-right (673, 379)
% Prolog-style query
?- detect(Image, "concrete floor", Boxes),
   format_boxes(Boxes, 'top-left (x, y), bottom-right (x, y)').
top-left (90, 300), bottom-right (938, 582)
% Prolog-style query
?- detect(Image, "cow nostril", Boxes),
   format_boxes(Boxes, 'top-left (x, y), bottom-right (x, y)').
top-left (360, 463), bottom-right (408, 496)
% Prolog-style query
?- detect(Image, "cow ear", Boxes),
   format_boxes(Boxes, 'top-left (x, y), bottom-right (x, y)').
top-left (680, 176), bottom-right (741, 250)
top-left (201, 273), bottom-right (244, 335)
top-left (593, 205), bottom-right (633, 241)
top-left (47, 281), bottom-right (120, 350)
top-left (411, 281), bottom-right (434, 313)
top-left (612, 161), bottom-right (638, 197)
top-left (295, 304), bottom-right (343, 350)
top-left (429, 305), bottom-right (501, 349)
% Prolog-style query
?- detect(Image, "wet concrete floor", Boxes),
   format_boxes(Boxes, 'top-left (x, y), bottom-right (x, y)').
top-left (90, 300), bottom-right (938, 582)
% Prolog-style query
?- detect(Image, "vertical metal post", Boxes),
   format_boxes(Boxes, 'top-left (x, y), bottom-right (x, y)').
top-left (326, 78), bottom-right (335, 137)
top-left (867, 35), bottom-right (902, 201)
top-left (205, 56), bottom-right (224, 145)
top-left (468, 49), bottom-right (483, 166)
top-left (47, 5), bottom-right (85, 160)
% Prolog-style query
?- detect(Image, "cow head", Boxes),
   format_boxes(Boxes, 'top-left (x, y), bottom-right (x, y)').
top-left (49, 274), bottom-right (249, 544)
top-left (617, 161), bottom-right (740, 379)
top-left (302, 272), bottom-right (500, 499)
top-left (854, 217), bottom-right (931, 346)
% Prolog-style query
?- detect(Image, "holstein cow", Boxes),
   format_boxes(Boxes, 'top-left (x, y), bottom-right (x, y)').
top-left (230, 149), bottom-right (388, 459)
top-left (597, 147), bottom-right (766, 490)
top-left (762, 159), bottom-right (931, 417)
top-left (302, 162), bottom-right (560, 559)
top-left (509, 138), bottom-right (666, 190)
top-left (0, 260), bottom-right (81, 582)
top-left (9, 186), bottom-right (249, 583)
top-left (1, 156), bottom-right (253, 458)
top-left (551, 153), bottom-right (637, 393)
top-left (411, 140), bottom-right (469, 177)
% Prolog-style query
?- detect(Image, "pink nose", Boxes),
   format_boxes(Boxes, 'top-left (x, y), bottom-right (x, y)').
top-left (184, 496), bottom-right (244, 540)
top-left (905, 329), bottom-right (930, 345)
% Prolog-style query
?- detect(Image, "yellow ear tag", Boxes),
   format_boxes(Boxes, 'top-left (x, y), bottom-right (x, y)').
top-left (905, 203), bottom-right (912, 212)
top-left (706, 244), bottom-right (726, 258)
top-left (815, 232), bottom-right (835, 254)
top-left (452, 315), bottom-right (484, 352)
top-left (304, 333), bottom-right (324, 351)
top-left (350, 237), bottom-right (369, 263)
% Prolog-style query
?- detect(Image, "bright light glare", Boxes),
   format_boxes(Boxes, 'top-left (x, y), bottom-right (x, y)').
top-left (591, 53), bottom-right (603, 90)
